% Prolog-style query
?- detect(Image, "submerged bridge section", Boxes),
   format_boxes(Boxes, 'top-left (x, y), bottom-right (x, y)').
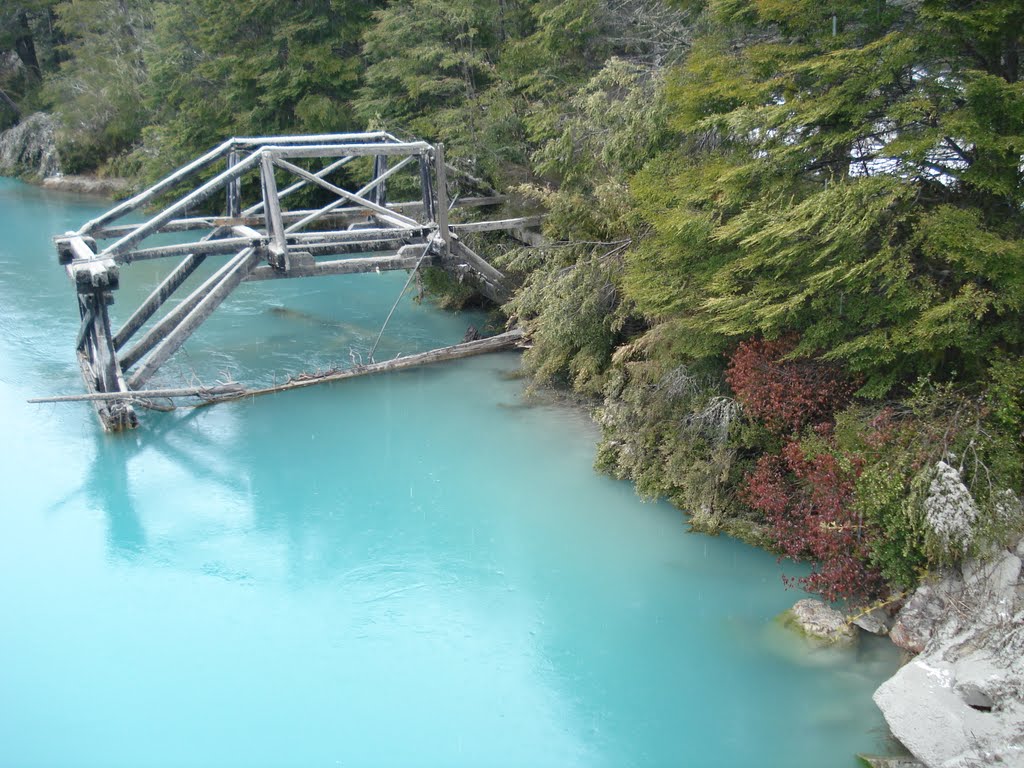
top-left (52, 132), bottom-right (536, 431)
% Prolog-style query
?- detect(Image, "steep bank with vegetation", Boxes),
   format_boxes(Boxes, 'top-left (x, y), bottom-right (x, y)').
top-left (2, 0), bottom-right (1021, 609)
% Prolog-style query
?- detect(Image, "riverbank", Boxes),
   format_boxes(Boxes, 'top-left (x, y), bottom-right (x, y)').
top-left (40, 174), bottom-right (130, 197)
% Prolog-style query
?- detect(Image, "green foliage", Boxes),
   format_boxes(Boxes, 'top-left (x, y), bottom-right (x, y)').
top-left (356, 0), bottom-right (512, 177)
top-left (42, 0), bottom-right (154, 173)
top-left (532, 58), bottom-right (670, 191)
top-left (418, 266), bottom-right (478, 311)
top-left (506, 247), bottom-right (621, 394)
top-left (595, 357), bottom-right (742, 530)
top-left (628, 0), bottom-right (1024, 396)
top-left (139, 0), bottom-right (373, 179)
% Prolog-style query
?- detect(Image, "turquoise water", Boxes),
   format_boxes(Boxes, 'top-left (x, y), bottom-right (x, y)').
top-left (0, 177), bottom-right (900, 768)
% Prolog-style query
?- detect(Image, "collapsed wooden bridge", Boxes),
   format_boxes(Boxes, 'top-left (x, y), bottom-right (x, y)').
top-left (51, 132), bottom-right (537, 431)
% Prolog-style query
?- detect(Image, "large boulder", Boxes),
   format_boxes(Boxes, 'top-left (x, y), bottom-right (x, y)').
top-left (780, 598), bottom-right (857, 646)
top-left (0, 112), bottom-right (61, 178)
top-left (889, 585), bottom-right (946, 654)
top-left (874, 544), bottom-right (1024, 768)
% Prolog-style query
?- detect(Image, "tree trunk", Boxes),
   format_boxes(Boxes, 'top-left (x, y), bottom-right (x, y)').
top-left (14, 11), bottom-right (41, 80)
top-left (0, 86), bottom-right (20, 120)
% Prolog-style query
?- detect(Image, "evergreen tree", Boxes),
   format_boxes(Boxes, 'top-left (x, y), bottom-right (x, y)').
top-left (355, 0), bottom-right (515, 176)
top-left (43, 0), bottom-right (154, 172)
top-left (626, 0), bottom-right (1024, 395)
top-left (141, 0), bottom-right (376, 177)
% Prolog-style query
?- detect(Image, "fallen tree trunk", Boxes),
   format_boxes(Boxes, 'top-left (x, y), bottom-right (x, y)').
top-left (202, 329), bottom-right (526, 405)
top-left (28, 383), bottom-right (245, 404)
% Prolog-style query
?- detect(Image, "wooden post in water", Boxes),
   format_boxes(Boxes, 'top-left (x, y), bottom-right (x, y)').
top-left (226, 148), bottom-right (242, 218)
top-left (434, 143), bottom-right (450, 254)
top-left (371, 154), bottom-right (388, 208)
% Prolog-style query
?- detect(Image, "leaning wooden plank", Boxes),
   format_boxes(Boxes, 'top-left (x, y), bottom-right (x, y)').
top-left (29, 383), bottom-right (245, 404)
top-left (245, 253), bottom-right (425, 281)
top-left (263, 142), bottom-right (431, 159)
top-left (449, 216), bottom-right (545, 234)
top-left (77, 139), bottom-right (234, 237)
top-left (202, 329), bottom-right (526, 404)
top-left (120, 248), bottom-right (257, 370)
top-left (89, 197), bottom-right (507, 240)
top-left (128, 248), bottom-right (264, 389)
top-left (112, 253), bottom-right (208, 349)
top-left (272, 157), bottom-right (421, 229)
top-left (449, 237), bottom-right (506, 284)
top-left (102, 150), bottom-right (263, 258)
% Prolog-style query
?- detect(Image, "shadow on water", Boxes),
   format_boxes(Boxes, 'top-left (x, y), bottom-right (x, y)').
top-left (74, 405), bottom-right (252, 561)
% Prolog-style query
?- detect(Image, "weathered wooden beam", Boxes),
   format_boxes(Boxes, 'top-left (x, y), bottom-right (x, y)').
top-left (435, 144), bottom-right (450, 251)
top-left (449, 216), bottom-right (544, 234)
top-left (288, 226), bottom-right (429, 244)
top-left (78, 139), bottom-right (235, 236)
top-left (449, 236), bottom-right (506, 284)
top-left (261, 141), bottom-right (432, 159)
top-left (128, 248), bottom-right (264, 389)
top-left (272, 156), bottom-right (421, 229)
top-left (102, 150), bottom-right (263, 258)
top-left (371, 155), bottom-right (388, 207)
top-left (230, 132), bottom-right (393, 147)
top-left (88, 197), bottom-right (507, 240)
top-left (246, 252), bottom-right (426, 281)
top-left (445, 238), bottom-right (509, 304)
top-left (29, 383), bottom-right (245, 404)
top-left (260, 152), bottom-right (288, 268)
top-left (58, 234), bottom-right (120, 292)
top-left (284, 154), bottom-right (419, 234)
top-left (419, 153), bottom-right (436, 224)
top-left (226, 148), bottom-right (241, 218)
top-left (120, 247), bottom-right (258, 370)
top-left (112, 252), bottom-right (208, 350)
top-left (116, 236), bottom-right (261, 263)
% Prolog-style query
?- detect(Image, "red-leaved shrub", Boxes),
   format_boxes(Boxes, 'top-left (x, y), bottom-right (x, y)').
top-left (743, 442), bottom-right (884, 603)
top-left (726, 336), bottom-right (856, 436)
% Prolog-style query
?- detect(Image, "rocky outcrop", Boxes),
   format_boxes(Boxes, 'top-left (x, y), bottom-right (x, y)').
top-left (0, 112), bottom-right (60, 178)
top-left (780, 598), bottom-right (858, 645)
top-left (874, 543), bottom-right (1024, 768)
top-left (41, 174), bottom-right (130, 197)
top-left (851, 606), bottom-right (893, 636)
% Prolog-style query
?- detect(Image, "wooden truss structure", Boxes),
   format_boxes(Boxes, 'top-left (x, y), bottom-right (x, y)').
top-left (53, 132), bottom-right (537, 431)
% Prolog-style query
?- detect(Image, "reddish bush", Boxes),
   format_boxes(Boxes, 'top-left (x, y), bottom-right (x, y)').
top-left (743, 441), bottom-right (884, 603)
top-left (726, 336), bottom-right (856, 436)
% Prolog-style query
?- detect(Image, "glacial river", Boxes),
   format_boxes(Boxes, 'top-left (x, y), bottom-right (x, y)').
top-left (0, 177), bottom-right (901, 767)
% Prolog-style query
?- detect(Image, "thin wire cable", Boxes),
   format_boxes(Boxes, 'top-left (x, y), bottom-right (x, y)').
top-left (368, 245), bottom-right (431, 362)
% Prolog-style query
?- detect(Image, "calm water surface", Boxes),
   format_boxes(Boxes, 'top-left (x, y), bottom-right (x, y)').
top-left (0, 178), bottom-right (900, 767)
